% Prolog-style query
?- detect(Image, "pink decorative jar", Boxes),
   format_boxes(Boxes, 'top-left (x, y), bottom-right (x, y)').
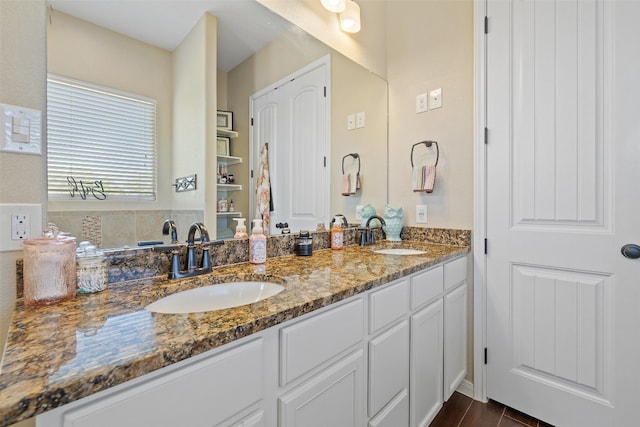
top-left (23, 231), bottom-right (77, 306)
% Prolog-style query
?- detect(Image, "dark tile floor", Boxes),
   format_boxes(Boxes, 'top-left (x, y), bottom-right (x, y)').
top-left (430, 392), bottom-right (554, 427)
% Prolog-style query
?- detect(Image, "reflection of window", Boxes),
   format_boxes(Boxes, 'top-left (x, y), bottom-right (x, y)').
top-left (47, 74), bottom-right (157, 200)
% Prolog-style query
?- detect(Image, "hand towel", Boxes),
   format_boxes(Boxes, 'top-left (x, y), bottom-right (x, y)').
top-left (341, 174), bottom-right (352, 196)
top-left (423, 165), bottom-right (436, 193)
top-left (412, 167), bottom-right (422, 192)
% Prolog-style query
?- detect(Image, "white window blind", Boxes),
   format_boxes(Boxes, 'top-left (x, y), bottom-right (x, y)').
top-left (47, 74), bottom-right (157, 201)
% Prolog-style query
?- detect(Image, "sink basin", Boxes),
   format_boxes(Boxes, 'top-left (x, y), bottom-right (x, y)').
top-left (373, 248), bottom-right (427, 256)
top-left (145, 282), bottom-right (284, 314)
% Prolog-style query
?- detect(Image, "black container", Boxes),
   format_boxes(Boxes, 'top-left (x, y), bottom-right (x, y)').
top-left (294, 230), bottom-right (313, 256)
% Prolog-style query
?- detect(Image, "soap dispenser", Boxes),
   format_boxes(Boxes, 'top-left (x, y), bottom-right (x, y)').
top-left (249, 219), bottom-right (267, 264)
top-left (330, 215), bottom-right (345, 250)
top-left (234, 218), bottom-right (248, 239)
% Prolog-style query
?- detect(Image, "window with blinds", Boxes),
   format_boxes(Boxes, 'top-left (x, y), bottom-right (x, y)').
top-left (47, 74), bottom-right (157, 201)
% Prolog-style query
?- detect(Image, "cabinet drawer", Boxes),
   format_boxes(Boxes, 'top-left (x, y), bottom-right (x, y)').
top-left (444, 256), bottom-right (467, 291)
top-left (410, 265), bottom-right (443, 310)
top-left (61, 339), bottom-right (263, 427)
top-left (280, 298), bottom-right (364, 386)
top-left (368, 279), bottom-right (410, 335)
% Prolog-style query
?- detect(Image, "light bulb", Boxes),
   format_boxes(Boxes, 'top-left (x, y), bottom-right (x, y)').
top-left (340, 0), bottom-right (361, 33)
top-left (321, 0), bottom-right (345, 13)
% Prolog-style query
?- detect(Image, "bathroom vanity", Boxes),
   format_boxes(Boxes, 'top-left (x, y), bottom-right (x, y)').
top-left (0, 241), bottom-right (468, 427)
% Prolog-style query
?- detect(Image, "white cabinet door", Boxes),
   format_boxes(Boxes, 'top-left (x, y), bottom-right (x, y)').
top-left (278, 350), bottom-right (365, 427)
top-left (55, 339), bottom-right (263, 427)
top-left (368, 389), bottom-right (409, 427)
top-left (368, 320), bottom-right (410, 418)
top-left (443, 283), bottom-right (467, 401)
top-left (410, 299), bottom-right (444, 427)
top-left (229, 409), bottom-right (264, 427)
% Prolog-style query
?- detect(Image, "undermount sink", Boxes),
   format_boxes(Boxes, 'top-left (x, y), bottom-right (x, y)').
top-left (145, 282), bottom-right (284, 314)
top-left (372, 248), bottom-right (427, 256)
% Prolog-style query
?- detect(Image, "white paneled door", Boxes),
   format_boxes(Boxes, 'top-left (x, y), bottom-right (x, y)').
top-left (250, 58), bottom-right (329, 235)
top-left (486, 0), bottom-right (640, 425)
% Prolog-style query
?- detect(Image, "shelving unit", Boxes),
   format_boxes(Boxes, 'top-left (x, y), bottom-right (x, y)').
top-left (216, 133), bottom-right (243, 238)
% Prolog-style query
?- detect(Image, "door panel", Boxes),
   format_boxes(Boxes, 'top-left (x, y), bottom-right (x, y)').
top-left (486, 0), bottom-right (640, 425)
top-left (250, 60), bottom-right (328, 235)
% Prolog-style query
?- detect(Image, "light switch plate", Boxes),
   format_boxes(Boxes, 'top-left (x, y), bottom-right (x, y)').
top-left (0, 103), bottom-right (42, 155)
top-left (416, 93), bottom-right (428, 113)
top-left (347, 114), bottom-right (356, 130)
top-left (0, 204), bottom-right (42, 251)
top-left (429, 88), bottom-right (442, 110)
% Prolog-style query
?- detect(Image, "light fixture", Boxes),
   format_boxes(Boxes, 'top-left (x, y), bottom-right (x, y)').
top-left (321, 0), bottom-right (345, 13)
top-left (340, 0), bottom-right (361, 33)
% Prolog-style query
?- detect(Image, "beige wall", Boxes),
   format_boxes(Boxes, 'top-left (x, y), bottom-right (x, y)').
top-left (258, 0), bottom-right (388, 79)
top-left (171, 13), bottom-right (218, 228)
top-left (387, 1), bottom-right (474, 230)
top-left (226, 26), bottom-right (388, 224)
top-left (47, 11), bottom-right (174, 212)
top-left (0, 1), bottom-right (46, 425)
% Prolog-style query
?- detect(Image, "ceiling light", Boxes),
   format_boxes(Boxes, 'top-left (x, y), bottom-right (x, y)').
top-left (321, 0), bottom-right (346, 13)
top-left (340, 0), bottom-right (361, 33)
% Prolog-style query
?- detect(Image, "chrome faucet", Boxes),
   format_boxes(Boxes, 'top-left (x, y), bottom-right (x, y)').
top-left (360, 215), bottom-right (386, 246)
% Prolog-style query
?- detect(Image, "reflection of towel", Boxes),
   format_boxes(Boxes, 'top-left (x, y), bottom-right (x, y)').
top-left (342, 173), bottom-right (358, 196)
top-left (413, 165), bottom-right (436, 192)
top-left (256, 144), bottom-right (271, 232)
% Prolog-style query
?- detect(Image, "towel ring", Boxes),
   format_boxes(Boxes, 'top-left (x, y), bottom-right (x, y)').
top-left (342, 153), bottom-right (360, 174)
top-left (410, 140), bottom-right (439, 168)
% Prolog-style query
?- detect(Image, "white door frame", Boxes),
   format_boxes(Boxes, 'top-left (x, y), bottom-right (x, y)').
top-left (472, 0), bottom-right (488, 403)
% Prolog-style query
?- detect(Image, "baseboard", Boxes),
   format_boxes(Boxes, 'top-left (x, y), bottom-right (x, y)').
top-left (456, 379), bottom-right (474, 399)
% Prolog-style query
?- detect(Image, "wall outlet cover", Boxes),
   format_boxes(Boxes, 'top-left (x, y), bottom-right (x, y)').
top-left (429, 88), bottom-right (442, 109)
top-left (356, 205), bottom-right (364, 220)
top-left (416, 93), bottom-right (428, 113)
top-left (0, 203), bottom-right (42, 251)
top-left (416, 204), bottom-right (428, 224)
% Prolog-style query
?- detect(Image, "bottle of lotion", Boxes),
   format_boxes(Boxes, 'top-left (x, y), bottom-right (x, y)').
top-left (330, 216), bottom-right (344, 250)
top-left (249, 219), bottom-right (267, 264)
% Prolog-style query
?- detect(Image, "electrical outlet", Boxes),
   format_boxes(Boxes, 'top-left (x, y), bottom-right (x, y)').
top-left (0, 203), bottom-right (42, 251)
top-left (356, 112), bottom-right (365, 128)
top-left (11, 213), bottom-right (30, 240)
top-left (356, 205), bottom-right (364, 220)
top-left (416, 204), bottom-right (428, 224)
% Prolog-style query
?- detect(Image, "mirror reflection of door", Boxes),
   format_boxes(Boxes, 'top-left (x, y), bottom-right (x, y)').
top-left (250, 56), bottom-right (329, 235)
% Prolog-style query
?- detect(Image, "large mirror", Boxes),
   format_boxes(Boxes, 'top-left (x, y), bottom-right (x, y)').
top-left (46, 0), bottom-right (388, 248)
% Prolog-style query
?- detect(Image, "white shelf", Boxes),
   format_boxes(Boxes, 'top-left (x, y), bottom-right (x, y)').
top-left (217, 211), bottom-right (242, 217)
top-left (217, 129), bottom-right (238, 138)
top-left (217, 184), bottom-right (242, 192)
top-left (217, 155), bottom-right (242, 166)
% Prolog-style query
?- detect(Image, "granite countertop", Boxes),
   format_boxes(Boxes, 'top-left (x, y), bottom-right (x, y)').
top-left (0, 240), bottom-right (469, 426)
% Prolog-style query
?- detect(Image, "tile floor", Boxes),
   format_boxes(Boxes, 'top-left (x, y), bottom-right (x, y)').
top-left (430, 392), bottom-right (554, 427)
